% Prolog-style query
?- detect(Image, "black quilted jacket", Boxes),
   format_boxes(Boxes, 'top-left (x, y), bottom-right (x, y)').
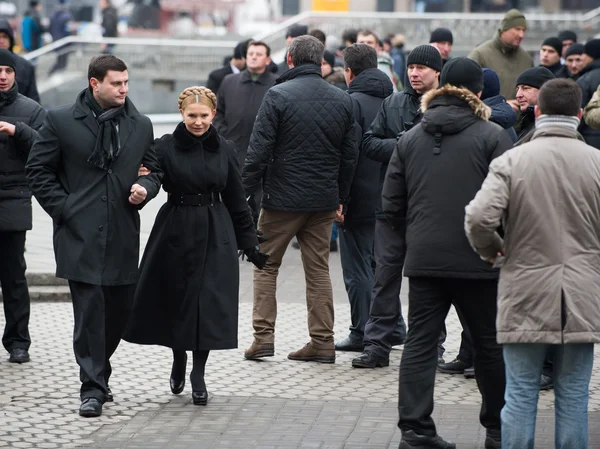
top-left (242, 64), bottom-right (358, 212)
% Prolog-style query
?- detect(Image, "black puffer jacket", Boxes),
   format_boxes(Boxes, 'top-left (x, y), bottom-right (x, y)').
top-left (577, 60), bottom-right (600, 149)
top-left (346, 68), bottom-right (393, 224)
top-left (382, 86), bottom-right (513, 279)
top-left (0, 19), bottom-right (40, 104)
top-left (362, 86), bottom-right (421, 219)
top-left (242, 64), bottom-right (357, 212)
top-left (0, 85), bottom-right (45, 231)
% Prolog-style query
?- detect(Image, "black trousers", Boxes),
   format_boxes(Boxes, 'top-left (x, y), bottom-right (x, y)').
top-left (398, 277), bottom-right (505, 436)
top-left (362, 219), bottom-right (407, 358)
top-left (68, 281), bottom-right (135, 402)
top-left (438, 308), bottom-right (474, 365)
top-left (0, 231), bottom-right (31, 352)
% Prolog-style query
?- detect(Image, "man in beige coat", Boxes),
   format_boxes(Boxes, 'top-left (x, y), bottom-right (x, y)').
top-left (465, 78), bottom-right (600, 449)
top-left (584, 84), bottom-right (600, 130)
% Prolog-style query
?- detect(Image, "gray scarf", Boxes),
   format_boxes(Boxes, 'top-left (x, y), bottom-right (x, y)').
top-left (535, 114), bottom-right (580, 131)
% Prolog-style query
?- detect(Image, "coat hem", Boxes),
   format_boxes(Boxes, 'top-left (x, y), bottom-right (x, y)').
top-left (404, 269), bottom-right (499, 279)
top-left (56, 271), bottom-right (139, 286)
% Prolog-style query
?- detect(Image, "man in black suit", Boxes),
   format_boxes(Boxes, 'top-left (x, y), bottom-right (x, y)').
top-left (206, 41), bottom-right (248, 95)
top-left (26, 55), bottom-right (163, 418)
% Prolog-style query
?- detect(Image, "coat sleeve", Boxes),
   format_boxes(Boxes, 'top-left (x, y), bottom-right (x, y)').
top-left (382, 136), bottom-right (408, 232)
top-left (206, 71), bottom-right (220, 94)
top-left (338, 117), bottom-right (359, 203)
top-left (134, 119), bottom-right (163, 209)
top-left (242, 90), bottom-right (278, 194)
top-left (362, 97), bottom-right (398, 163)
top-left (13, 104), bottom-right (45, 157)
top-left (464, 153), bottom-right (511, 260)
top-left (221, 142), bottom-right (259, 250)
top-left (584, 86), bottom-right (600, 130)
top-left (25, 111), bottom-right (68, 221)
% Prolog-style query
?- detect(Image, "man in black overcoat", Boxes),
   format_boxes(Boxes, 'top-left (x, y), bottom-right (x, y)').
top-left (26, 55), bottom-right (163, 418)
top-left (0, 48), bottom-right (45, 365)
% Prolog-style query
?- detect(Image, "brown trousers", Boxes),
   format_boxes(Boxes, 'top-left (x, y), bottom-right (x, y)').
top-left (252, 209), bottom-right (336, 349)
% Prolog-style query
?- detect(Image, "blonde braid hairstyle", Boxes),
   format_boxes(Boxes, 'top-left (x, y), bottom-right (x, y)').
top-left (178, 86), bottom-right (217, 111)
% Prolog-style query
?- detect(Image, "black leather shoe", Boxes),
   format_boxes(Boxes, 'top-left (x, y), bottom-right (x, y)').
top-left (192, 391), bottom-right (208, 406)
top-left (437, 357), bottom-right (471, 374)
top-left (399, 430), bottom-right (456, 449)
top-left (463, 366), bottom-right (475, 379)
top-left (106, 387), bottom-right (113, 402)
top-left (9, 348), bottom-right (30, 363)
top-left (170, 352), bottom-right (187, 395)
top-left (540, 374), bottom-right (554, 390)
top-left (352, 352), bottom-right (390, 368)
top-left (79, 398), bottom-right (102, 418)
top-left (335, 336), bottom-right (363, 352)
top-left (484, 429), bottom-right (501, 449)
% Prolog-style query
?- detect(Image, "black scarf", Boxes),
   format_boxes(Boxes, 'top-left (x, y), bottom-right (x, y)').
top-left (85, 88), bottom-right (125, 169)
top-left (0, 82), bottom-right (18, 110)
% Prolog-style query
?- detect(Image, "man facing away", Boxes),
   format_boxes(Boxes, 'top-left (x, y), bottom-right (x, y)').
top-left (384, 58), bottom-right (512, 449)
top-left (26, 55), bottom-right (163, 418)
top-left (242, 35), bottom-right (357, 364)
top-left (466, 78), bottom-right (600, 449)
top-left (0, 49), bottom-right (45, 365)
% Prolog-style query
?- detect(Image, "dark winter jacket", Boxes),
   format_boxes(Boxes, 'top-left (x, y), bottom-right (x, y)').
top-left (345, 68), bottom-right (393, 224)
top-left (49, 8), bottom-right (71, 40)
top-left (214, 69), bottom-right (277, 168)
top-left (206, 64), bottom-right (234, 95)
top-left (514, 106), bottom-right (536, 145)
top-left (26, 90), bottom-right (163, 285)
top-left (0, 85), bottom-right (45, 231)
top-left (101, 6), bottom-right (119, 38)
top-left (0, 19), bottom-right (40, 103)
top-left (382, 85), bottom-right (513, 279)
top-left (242, 64), bottom-right (358, 212)
top-left (577, 60), bottom-right (600, 149)
top-left (542, 62), bottom-right (563, 76)
top-left (484, 95), bottom-right (518, 142)
top-left (555, 64), bottom-right (576, 80)
top-left (362, 85), bottom-right (421, 219)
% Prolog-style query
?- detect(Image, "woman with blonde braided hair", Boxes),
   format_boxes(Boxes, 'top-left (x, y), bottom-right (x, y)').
top-left (125, 86), bottom-right (268, 405)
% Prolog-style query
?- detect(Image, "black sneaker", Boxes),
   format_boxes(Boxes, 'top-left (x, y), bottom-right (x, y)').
top-left (352, 352), bottom-right (389, 368)
top-left (9, 348), bottom-right (30, 363)
top-left (484, 429), bottom-right (501, 449)
top-left (540, 374), bottom-right (554, 390)
top-left (399, 430), bottom-right (456, 449)
top-left (437, 357), bottom-right (470, 374)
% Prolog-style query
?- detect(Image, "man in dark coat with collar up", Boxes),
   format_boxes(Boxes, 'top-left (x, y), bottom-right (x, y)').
top-left (26, 55), bottom-right (163, 418)
top-left (0, 48), bottom-right (45, 365)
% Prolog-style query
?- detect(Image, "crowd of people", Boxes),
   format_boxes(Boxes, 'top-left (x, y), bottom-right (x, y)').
top-left (0, 6), bottom-right (600, 449)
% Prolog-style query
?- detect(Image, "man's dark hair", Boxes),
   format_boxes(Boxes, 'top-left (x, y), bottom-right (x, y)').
top-left (247, 40), bottom-right (271, 57)
top-left (538, 79), bottom-right (582, 117)
top-left (309, 29), bottom-right (326, 45)
top-left (357, 29), bottom-right (379, 41)
top-left (288, 35), bottom-right (324, 66)
top-left (342, 44), bottom-right (377, 77)
top-left (341, 28), bottom-right (357, 45)
top-left (88, 54), bottom-right (127, 82)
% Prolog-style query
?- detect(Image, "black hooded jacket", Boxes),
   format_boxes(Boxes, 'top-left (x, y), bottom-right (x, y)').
top-left (345, 68), bottom-right (394, 224)
top-left (0, 19), bottom-right (40, 104)
top-left (577, 59), bottom-right (600, 149)
top-left (362, 85), bottom-right (421, 219)
top-left (484, 95), bottom-right (518, 142)
top-left (382, 86), bottom-right (513, 279)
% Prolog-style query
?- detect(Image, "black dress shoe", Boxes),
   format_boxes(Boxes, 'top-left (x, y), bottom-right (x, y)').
top-left (484, 429), bottom-right (501, 449)
top-left (192, 391), bottom-right (208, 406)
top-left (106, 387), bottom-right (113, 402)
top-left (79, 398), bottom-right (102, 418)
top-left (463, 366), bottom-right (475, 379)
top-left (540, 374), bottom-right (554, 390)
top-left (335, 336), bottom-right (363, 352)
top-left (437, 357), bottom-right (471, 374)
top-left (437, 356), bottom-right (445, 365)
top-left (170, 352), bottom-right (187, 395)
top-left (399, 430), bottom-right (456, 449)
top-left (352, 351), bottom-right (390, 368)
top-left (9, 348), bottom-right (30, 363)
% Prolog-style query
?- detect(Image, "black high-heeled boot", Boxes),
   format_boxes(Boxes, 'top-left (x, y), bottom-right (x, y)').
top-left (170, 350), bottom-right (187, 395)
top-left (191, 350), bottom-right (210, 406)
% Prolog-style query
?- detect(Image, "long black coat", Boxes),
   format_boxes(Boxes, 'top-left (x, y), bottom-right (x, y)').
top-left (0, 88), bottom-right (45, 231)
top-left (206, 65), bottom-right (234, 95)
top-left (26, 90), bottom-right (162, 285)
top-left (124, 124), bottom-right (258, 351)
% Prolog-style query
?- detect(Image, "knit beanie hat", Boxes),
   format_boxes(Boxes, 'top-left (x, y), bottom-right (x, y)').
top-left (557, 30), bottom-right (577, 43)
top-left (407, 44), bottom-right (443, 72)
top-left (440, 57), bottom-right (483, 94)
top-left (430, 28), bottom-right (453, 45)
top-left (286, 24), bottom-right (308, 39)
top-left (541, 37), bottom-right (562, 56)
top-left (565, 43), bottom-right (584, 58)
top-left (515, 67), bottom-right (555, 89)
top-left (323, 50), bottom-right (335, 68)
top-left (481, 68), bottom-right (500, 100)
top-left (0, 49), bottom-right (15, 72)
top-left (499, 9), bottom-right (527, 33)
top-left (584, 39), bottom-right (600, 60)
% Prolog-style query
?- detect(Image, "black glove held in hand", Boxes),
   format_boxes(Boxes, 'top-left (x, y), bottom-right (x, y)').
top-left (238, 245), bottom-right (270, 270)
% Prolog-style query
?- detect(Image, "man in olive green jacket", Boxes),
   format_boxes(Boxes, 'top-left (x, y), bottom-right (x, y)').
top-left (468, 9), bottom-right (533, 100)
top-left (465, 79), bottom-right (600, 449)
top-left (584, 84), bottom-right (600, 130)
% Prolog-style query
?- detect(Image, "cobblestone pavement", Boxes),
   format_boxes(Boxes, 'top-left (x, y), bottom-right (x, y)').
top-left (1, 123), bottom-right (599, 448)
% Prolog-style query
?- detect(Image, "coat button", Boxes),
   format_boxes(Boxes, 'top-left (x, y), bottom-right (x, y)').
top-left (102, 196), bottom-right (107, 202)
top-left (99, 225), bottom-right (104, 231)
top-left (108, 169), bottom-right (113, 174)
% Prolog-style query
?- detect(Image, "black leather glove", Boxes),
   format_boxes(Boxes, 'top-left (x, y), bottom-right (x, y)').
top-left (238, 245), bottom-right (270, 270)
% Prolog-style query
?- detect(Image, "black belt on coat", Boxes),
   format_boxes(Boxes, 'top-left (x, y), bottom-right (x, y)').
top-left (168, 192), bottom-right (222, 206)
